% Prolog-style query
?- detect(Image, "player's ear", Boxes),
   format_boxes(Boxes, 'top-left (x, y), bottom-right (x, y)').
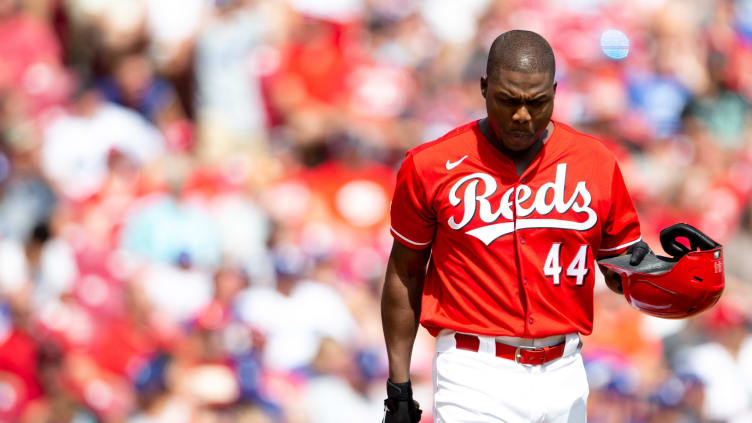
top-left (480, 76), bottom-right (487, 98)
top-left (552, 80), bottom-right (557, 95)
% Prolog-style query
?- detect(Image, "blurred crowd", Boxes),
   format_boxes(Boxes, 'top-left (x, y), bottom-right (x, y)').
top-left (0, 0), bottom-right (751, 422)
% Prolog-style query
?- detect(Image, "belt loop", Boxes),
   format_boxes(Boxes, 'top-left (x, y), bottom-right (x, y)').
top-left (438, 331), bottom-right (457, 353)
top-left (563, 333), bottom-right (581, 357)
top-left (478, 335), bottom-right (495, 356)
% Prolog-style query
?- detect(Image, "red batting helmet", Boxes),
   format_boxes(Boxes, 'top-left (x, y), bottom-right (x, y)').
top-left (598, 223), bottom-right (724, 319)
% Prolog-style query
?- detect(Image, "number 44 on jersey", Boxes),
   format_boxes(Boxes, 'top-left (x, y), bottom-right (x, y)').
top-left (543, 244), bottom-right (590, 286)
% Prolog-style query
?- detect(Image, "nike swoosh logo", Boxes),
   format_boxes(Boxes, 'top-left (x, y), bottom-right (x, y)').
top-left (446, 155), bottom-right (468, 170)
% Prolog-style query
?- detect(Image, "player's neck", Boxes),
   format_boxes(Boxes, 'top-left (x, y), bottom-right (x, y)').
top-left (479, 119), bottom-right (552, 176)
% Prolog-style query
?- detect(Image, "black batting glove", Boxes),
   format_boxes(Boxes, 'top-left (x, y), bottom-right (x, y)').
top-left (383, 379), bottom-right (422, 423)
top-left (626, 240), bottom-right (651, 266)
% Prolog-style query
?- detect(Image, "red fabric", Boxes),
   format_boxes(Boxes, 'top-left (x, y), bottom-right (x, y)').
top-left (273, 21), bottom-right (359, 107)
top-left (390, 120), bottom-right (641, 337)
top-left (300, 160), bottom-right (395, 228)
top-left (89, 319), bottom-right (156, 377)
top-left (0, 14), bottom-right (62, 90)
top-left (0, 329), bottom-right (42, 403)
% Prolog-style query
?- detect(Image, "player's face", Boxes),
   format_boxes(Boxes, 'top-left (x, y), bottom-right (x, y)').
top-left (481, 69), bottom-right (556, 152)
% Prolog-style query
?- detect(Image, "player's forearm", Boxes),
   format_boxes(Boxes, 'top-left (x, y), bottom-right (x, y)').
top-left (381, 259), bottom-right (425, 383)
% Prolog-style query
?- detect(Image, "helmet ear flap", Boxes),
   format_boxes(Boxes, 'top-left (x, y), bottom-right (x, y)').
top-left (660, 223), bottom-right (719, 259)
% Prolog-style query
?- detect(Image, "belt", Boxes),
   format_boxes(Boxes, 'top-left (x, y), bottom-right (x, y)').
top-left (454, 333), bottom-right (566, 366)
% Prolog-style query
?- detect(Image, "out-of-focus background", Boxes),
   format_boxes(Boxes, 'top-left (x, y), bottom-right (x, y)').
top-left (0, 0), bottom-right (751, 422)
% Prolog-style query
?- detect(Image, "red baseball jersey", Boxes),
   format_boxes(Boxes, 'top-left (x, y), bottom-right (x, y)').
top-left (390, 120), bottom-right (641, 337)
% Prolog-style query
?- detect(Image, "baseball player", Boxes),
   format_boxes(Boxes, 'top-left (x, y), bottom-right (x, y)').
top-left (381, 30), bottom-right (651, 423)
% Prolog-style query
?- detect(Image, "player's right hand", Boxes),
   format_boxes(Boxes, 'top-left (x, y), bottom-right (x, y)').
top-left (626, 240), bottom-right (651, 265)
top-left (383, 379), bottom-right (422, 423)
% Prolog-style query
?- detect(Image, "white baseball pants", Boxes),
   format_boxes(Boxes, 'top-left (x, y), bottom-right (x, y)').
top-left (432, 331), bottom-right (588, 423)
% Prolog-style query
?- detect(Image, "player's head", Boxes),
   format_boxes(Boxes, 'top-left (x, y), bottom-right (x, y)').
top-left (481, 30), bottom-right (556, 152)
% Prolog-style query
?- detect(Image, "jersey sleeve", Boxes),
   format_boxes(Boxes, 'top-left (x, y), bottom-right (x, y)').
top-left (389, 153), bottom-right (436, 249)
top-left (598, 162), bottom-right (642, 257)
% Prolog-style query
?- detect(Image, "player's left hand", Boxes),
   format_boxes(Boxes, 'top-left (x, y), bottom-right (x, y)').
top-left (383, 379), bottom-right (422, 423)
top-left (626, 240), bottom-right (651, 265)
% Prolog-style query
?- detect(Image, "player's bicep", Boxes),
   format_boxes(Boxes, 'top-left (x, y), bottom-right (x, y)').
top-left (387, 240), bottom-right (431, 281)
top-left (383, 240), bottom-right (431, 311)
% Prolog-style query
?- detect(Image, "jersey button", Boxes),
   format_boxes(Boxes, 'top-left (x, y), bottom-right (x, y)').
top-left (523, 278), bottom-right (528, 285)
top-left (528, 317), bottom-right (534, 324)
top-left (520, 237), bottom-right (526, 245)
top-left (521, 177), bottom-right (527, 183)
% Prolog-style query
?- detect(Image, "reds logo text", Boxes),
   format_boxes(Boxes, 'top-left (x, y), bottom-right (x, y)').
top-left (447, 163), bottom-right (597, 245)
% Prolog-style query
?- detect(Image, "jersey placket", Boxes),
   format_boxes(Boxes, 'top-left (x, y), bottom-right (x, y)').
top-left (510, 132), bottom-right (549, 335)
top-left (512, 178), bottom-right (534, 336)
